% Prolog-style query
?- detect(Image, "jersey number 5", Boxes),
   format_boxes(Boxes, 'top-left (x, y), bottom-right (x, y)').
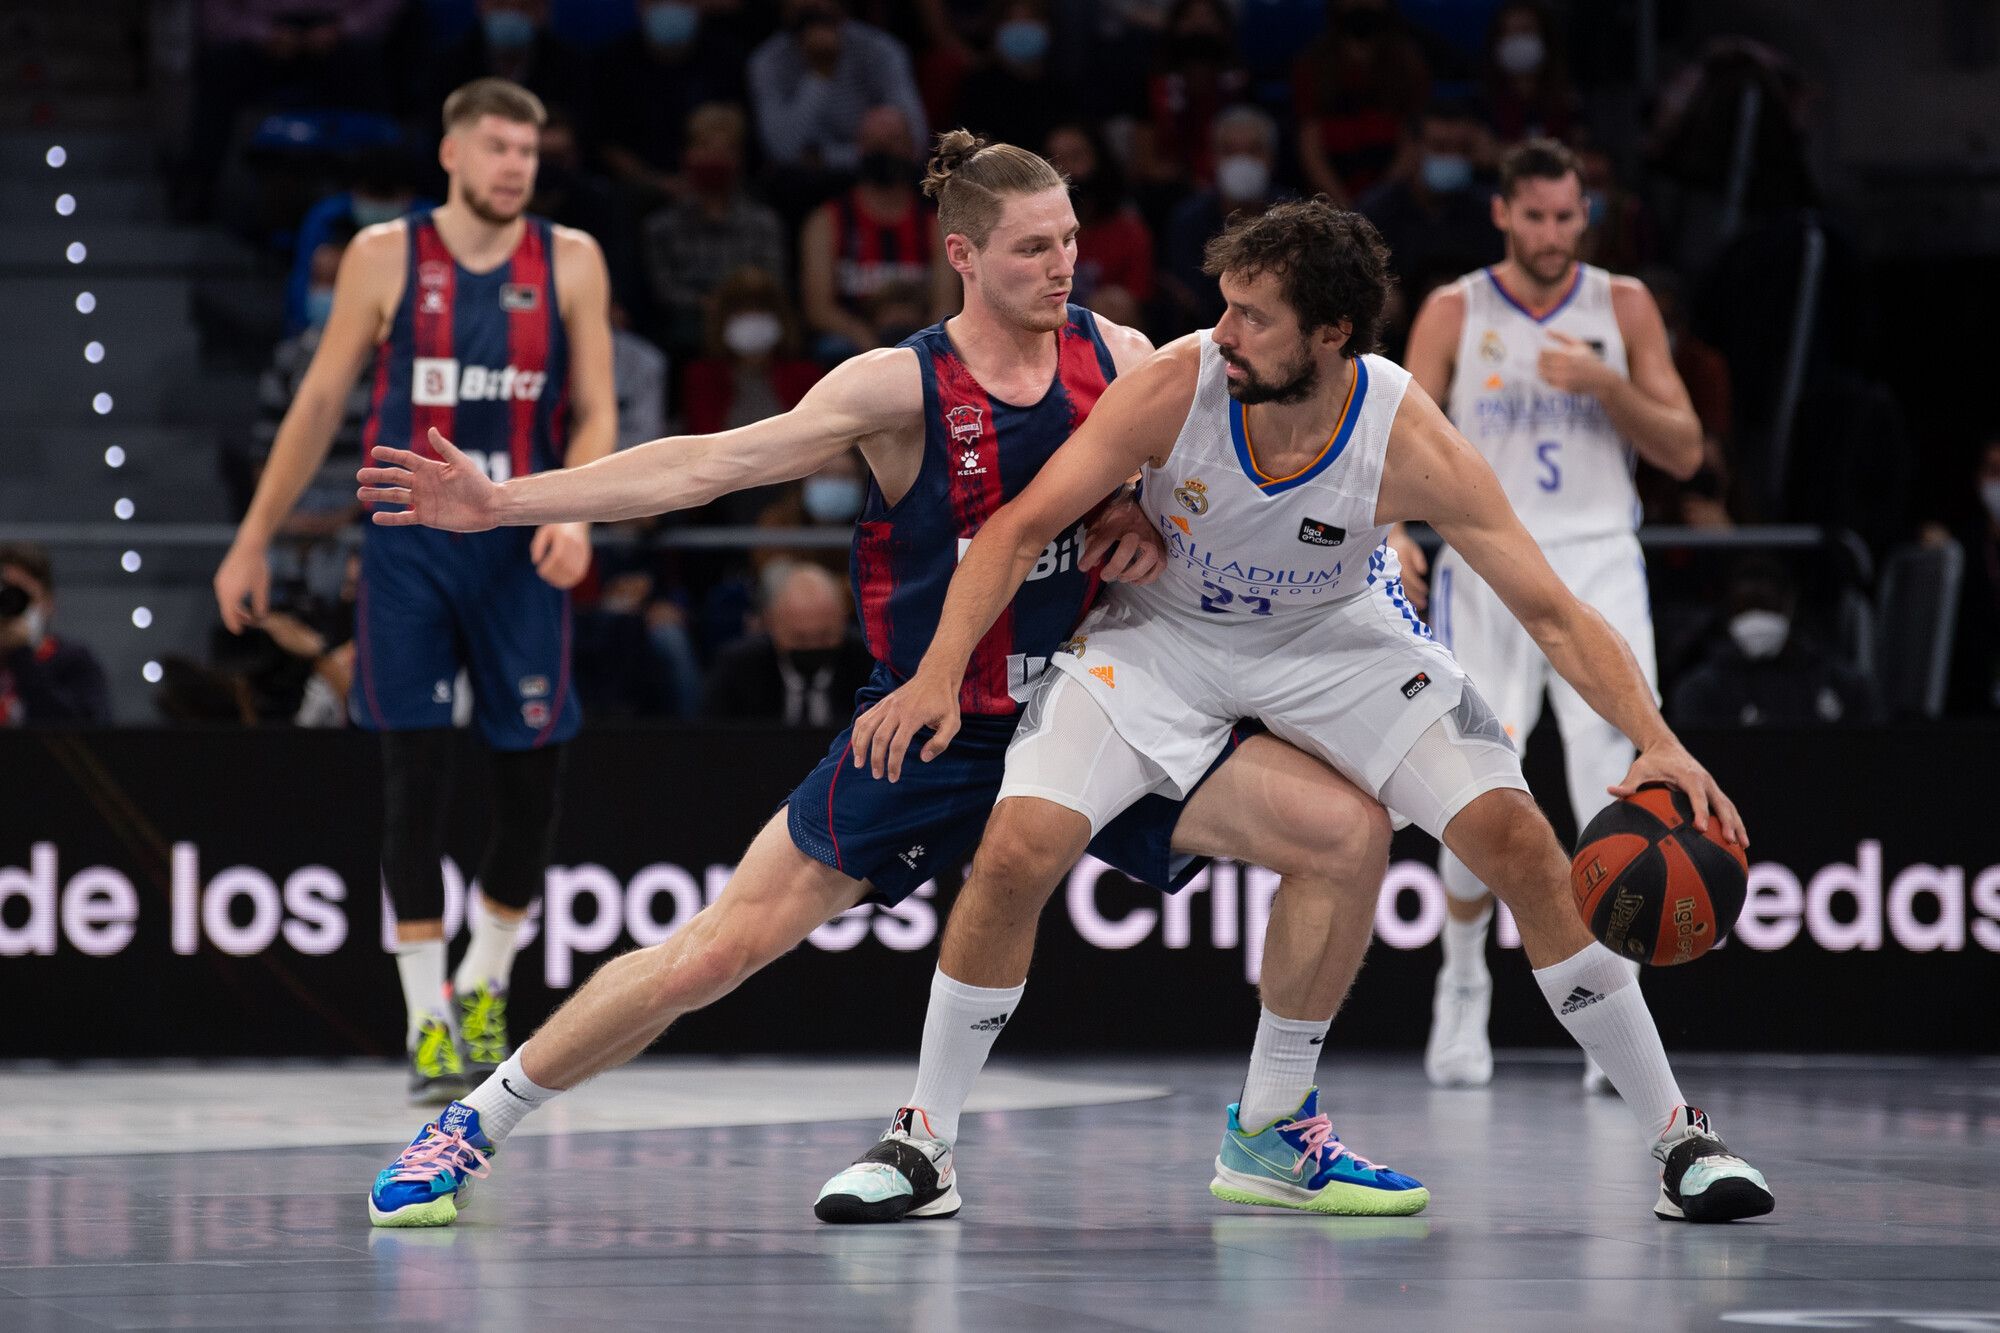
top-left (1536, 440), bottom-right (1562, 493)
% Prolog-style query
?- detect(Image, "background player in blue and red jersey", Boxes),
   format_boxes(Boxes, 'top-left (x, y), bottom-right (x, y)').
top-left (358, 132), bottom-right (1404, 1230)
top-left (214, 79), bottom-right (617, 1103)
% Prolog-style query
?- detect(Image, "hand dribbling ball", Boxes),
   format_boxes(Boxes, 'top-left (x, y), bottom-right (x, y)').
top-left (1571, 782), bottom-right (1748, 966)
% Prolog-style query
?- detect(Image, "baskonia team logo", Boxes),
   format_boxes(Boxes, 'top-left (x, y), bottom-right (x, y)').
top-left (1174, 479), bottom-right (1209, 515)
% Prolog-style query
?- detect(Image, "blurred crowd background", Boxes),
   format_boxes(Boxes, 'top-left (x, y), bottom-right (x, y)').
top-left (4, 0), bottom-right (1997, 735)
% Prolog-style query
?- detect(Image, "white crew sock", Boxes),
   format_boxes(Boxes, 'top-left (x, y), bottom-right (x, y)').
top-left (461, 1050), bottom-right (557, 1146)
top-left (1533, 941), bottom-right (1684, 1136)
top-left (453, 896), bottom-right (522, 997)
top-left (1440, 905), bottom-right (1493, 984)
top-left (904, 969), bottom-right (1026, 1144)
top-left (1238, 1007), bottom-right (1333, 1130)
top-left (395, 938), bottom-right (449, 1046)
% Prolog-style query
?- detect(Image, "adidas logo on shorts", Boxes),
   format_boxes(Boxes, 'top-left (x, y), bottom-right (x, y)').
top-left (1559, 986), bottom-right (1604, 1015)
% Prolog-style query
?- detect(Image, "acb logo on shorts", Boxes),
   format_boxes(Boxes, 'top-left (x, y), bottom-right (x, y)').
top-left (1400, 671), bottom-right (1431, 700)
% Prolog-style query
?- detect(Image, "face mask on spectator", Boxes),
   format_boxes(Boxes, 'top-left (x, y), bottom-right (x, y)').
top-left (857, 151), bottom-right (916, 189)
top-left (995, 20), bottom-right (1050, 65)
top-left (1982, 478), bottom-right (2000, 526)
top-left (351, 197), bottom-right (403, 227)
top-left (305, 286), bottom-right (335, 327)
top-left (1496, 31), bottom-right (1545, 76)
top-left (1729, 609), bottom-right (1789, 660)
top-left (483, 10), bottom-right (538, 51)
top-left (645, 1), bottom-right (701, 47)
top-left (723, 311), bottom-right (784, 357)
top-left (1420, 152), bottom-right (1473, 194)
top-left (803, 476), bottom-right (866, 523)
top-left (1215, 154), bottom-right (1269, 202)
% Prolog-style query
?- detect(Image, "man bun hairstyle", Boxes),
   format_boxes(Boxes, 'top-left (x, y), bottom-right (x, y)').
top-left (1201, 197), bottom-right (1394, 357)
top-left (923, 129), bottom-right (1067, 248)
top-left (442, 77), bottom-right (548, 134)
top-left (1498, 136), bottom-right (1581, 198)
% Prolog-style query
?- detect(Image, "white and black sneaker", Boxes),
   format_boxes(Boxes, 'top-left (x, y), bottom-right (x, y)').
top-left (814, 1107), bottom-right (962, 1224)
top-left (1652, 1105), bottom-right (1774, 1222)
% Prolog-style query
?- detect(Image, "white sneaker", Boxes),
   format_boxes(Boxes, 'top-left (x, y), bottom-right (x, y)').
top-left (814, 1107), bottom-right (962, 1223)
top-left (1424, 971), bottom-right (1493, 1087)
top-left (1581, 1055), bottom-right (1617, 1096)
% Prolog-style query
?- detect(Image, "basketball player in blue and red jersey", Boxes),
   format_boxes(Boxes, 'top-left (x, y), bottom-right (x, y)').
top-left (215, 78), bottom-right (616, 1104)
top-left (359, 132), bottom-right (1424, 1229)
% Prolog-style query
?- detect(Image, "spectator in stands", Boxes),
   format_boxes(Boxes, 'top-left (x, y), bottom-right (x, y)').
top-left (1929, 438), bottom-right (2000, 715)
top-left (1356, 99), bottom-right (1501, 302)
top-left (644, 104), bottom-right (790, 356)
top-left (0, 543), bottom-right (111, 726)
top-left (954, 0), bottom-right (1064, 155)
top-left (1044, 122), bottom-right (1155, 334)
top-left (748, 0), bottom-right (929, 176)
top-left (1636, 266), bottom-right (1735, 527)
top-left (797, 106), bottom-right (948, 361)
top-left (185, 0), bottom-right (404, 218)
top-left (1671, 559), bottom-right (1880, 727)
top-left (1292, 0), bottom-right (1431, 207)
top-left (1129, 0), bottom-right (1251, 218)
top-left (531, 109), bottom-right (640, 308)
top-left (749, 448), bottom-right (866, 580)
top-left (593, 0), bottom-right (753, 201)
top-left (862, 280), bottom-right (936, 348)
top-left (422, 0), bottom-right (592, 123)
top-left (283, 145), bottom-right (425, 335)
top-left (703, 562), bottom-right (875, 724)
top-left (611, 302), bottom-right (669, 451)
top-left (1161, 105), bottom-right (1286, 333)
top-left (682, 268), bottom-right (827, 522)
top-left (1477, 2), bottom-right (1579, 145)
top-left (1577, 138), bottom-right (1655, 275)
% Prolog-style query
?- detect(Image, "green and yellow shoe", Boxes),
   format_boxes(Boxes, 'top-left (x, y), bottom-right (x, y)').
top-left (455, 983), bottom-right (510, 1079)
top-left (1209, 1089), bottom-right (1429, 1216)
top-left (407, 1014), bottom-right (467, 1106)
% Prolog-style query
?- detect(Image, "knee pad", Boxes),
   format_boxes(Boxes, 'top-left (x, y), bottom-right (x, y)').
top-left (477, 743), bottom-right (566, 911)
top-left (379, 729), bottom-right (458, 924)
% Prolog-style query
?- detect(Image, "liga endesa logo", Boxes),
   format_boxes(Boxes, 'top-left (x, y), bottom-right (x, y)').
top-left (1, 841), bottom-right (1995, 983)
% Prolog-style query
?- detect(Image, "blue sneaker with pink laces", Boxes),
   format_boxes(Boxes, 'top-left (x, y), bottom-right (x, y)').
top-left (1209, 1088), bottom-right (1429, 1215)
top-left (369, 1102), bottom-right (495, 1228)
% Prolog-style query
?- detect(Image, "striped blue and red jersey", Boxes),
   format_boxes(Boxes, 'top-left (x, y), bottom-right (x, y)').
top-left (363, 211), bottom-right (570, 490)
top-left (852, 305), bottom-right (1118, 717)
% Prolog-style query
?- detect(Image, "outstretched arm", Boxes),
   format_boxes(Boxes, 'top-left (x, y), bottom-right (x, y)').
top-left (358, 347), bottom-right (921, 528)
top-left (1377, 384), bottom-right (1747, 846)
top-left (852, 340), bottom-right (1199, 779)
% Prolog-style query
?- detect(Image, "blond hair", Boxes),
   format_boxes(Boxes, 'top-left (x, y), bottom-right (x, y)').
top-left (442, 78), bottom-right (547, 134)
top-left (922, 129), bottom-right (1066, 248)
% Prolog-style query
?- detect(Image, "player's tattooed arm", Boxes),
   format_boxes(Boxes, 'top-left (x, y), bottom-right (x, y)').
top-left (361, 348), bottom-right (923, 528)
top-left (1379, 384), bottom-right (1746, 846)
top-left (851, 341), bottom-right (1198, 781)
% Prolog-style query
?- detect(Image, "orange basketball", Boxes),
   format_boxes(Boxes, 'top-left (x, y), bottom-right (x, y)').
top-left (1570, 782), bottom-right (1749, 967)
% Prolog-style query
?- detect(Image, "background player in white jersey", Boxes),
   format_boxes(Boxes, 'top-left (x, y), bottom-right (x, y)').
top-left (846, 199), bottom-right (1772, 1222)
top-left (1402, 138), bottom-right (1704, 1092)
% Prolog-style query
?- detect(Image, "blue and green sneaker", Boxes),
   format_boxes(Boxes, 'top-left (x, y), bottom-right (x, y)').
top-left (369, 1102), bottom-right (494, 1228)
top-left (1209, 1088), bottom-right (1429, 1216)
top-left (456, 983), bottom-right (510, 1079)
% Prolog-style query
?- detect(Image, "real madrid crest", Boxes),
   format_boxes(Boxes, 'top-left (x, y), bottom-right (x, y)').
top-left (1173, 478), bottom-right (1209, 516)
top-left (1479, 329), bottom-right (1505, 362)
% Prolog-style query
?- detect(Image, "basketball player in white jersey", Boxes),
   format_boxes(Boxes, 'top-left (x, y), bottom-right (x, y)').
top-left (1403, 138), bottom-right (1702, 1092)
top-left (841, 199), bottom-right (1772, 1222)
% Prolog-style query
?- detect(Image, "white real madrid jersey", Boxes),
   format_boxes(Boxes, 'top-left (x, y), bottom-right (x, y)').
top-left (1444, 264), bottom-right (1637, 545)
top-left (1135, 335), bottom-right (1413, 618)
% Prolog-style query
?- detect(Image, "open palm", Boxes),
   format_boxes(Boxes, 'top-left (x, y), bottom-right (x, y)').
top-left (357, 427), bottom-right (501, 532)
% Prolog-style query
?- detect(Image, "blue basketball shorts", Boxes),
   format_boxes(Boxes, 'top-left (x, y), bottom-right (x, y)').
top-left (786, 666), bottom-right (1236, 905)
top-left (351, 525), bottom-right (580, 750)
